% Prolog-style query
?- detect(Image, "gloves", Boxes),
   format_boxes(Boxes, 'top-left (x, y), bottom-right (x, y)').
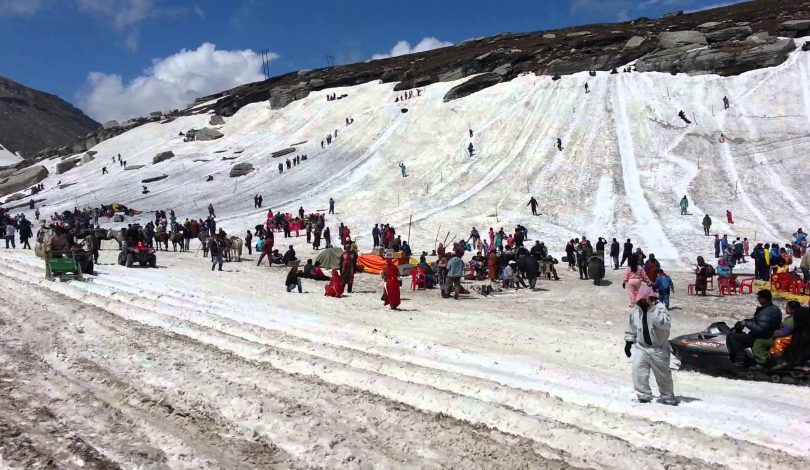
top-left (624, 341), bottom-right (633, 358)
top-left (622, 282), bottom-right (626, 289)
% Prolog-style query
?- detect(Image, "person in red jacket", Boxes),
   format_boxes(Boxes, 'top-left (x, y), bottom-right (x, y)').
top-left (325, 269), bottom-right (344, 297)
top-left (726, 210), bottom-right (734, 224)
top-left (381, 259), bottom-right (401, 310)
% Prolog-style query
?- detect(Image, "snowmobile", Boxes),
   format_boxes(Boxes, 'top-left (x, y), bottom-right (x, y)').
top-left (670, 322), bottom-right (810, 385)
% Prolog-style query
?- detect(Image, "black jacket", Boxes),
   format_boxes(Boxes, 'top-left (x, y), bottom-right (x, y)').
top-left (518, 254), bottom-right (539, 277)
top-left (610, 241), bottom-right (620, 256)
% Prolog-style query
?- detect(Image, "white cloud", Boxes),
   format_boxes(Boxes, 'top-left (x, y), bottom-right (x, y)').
top-left (371, 37), bottom-right (453, 60)
top-left (77, 43), bottom-right (273, 122)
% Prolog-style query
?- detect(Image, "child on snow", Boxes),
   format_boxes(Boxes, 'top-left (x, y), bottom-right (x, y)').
top-left (652, 269), bottom-right (674, 309)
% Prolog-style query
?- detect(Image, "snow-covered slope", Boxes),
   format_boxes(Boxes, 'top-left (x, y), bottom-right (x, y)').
top-left (11, 49), bottom-right (810, 265)
top-left (0, 143), bottom-right (23, 166)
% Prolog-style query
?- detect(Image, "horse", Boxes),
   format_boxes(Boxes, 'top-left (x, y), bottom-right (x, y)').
top-left (199, 232), bottom-right (210, 257)
top-left (221, 236), bottom-right (243, 262)
top-left (155, 232), bottom-right (169, 251)
top-left (93, 228), bottom-right (123, 250)
top-left (169, 231), bottom-right (185, 252)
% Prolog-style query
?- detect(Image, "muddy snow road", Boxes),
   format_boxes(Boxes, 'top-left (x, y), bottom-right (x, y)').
top-left (1, 247), bottom-right (809, 469)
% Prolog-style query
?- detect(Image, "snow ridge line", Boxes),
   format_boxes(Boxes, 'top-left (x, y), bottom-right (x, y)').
top-left (611, 76), bottom-right (679, 260)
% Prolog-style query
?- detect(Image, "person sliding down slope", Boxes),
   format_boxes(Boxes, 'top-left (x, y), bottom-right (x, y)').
top-left (678, 110), bottom-right (691, 124)
top-left (556, 138), bottom-right (564, 151)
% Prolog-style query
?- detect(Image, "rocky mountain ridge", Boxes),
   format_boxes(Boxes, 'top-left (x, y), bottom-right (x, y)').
top-left (0, 75), bottom-right (99, 161)
top-left (28, 0), bottom-right (810, 163)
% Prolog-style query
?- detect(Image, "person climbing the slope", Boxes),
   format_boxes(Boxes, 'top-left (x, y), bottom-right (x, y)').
top-left (468, 142), bottom-right (474, 158)
top-left (527, 197), bottom-right (539, 216)
top-left (679, 195), bottom-right (689, 215)
top-left (584, 83), bottom-right (590, 94)
top-left (723, 95), bottom-right (730, 110)
top-left (678, 110), bottom-right (691, 125)
top-left (702, 214), bottom-right (712, 236)
top-left (399, 162), bottom-right (408, 177)
top-left (624, 285), bottom-right (677, 405)
top-left (726, 209), bottom-right (734, 224)
top-left (556, 138), bottom-right (564, 151)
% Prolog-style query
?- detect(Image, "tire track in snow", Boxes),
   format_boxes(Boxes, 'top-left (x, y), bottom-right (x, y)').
top-left (611, 76), bottom-right (679, 259)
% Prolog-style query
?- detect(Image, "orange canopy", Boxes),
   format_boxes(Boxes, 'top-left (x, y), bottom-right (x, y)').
top-left (357, 254), bottom-right (407, 274)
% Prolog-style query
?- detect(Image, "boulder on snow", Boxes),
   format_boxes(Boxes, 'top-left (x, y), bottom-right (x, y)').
top-left (658, 31), bottom-right (707, 49)
top-left (124, 165), bottom-right (145, 170)
top-left (187, 127), bottom-right (224, 141)
top-left (153, 151), bottom-right (175, 164)
top-left (79, 153), bottom-right (95, 164)
top-left (697, 22), bottom-right (724, 32)
top-left (209, 114), bottom-right (225, 126)
top-left (803, 42), bottom-right (810, 52)
top-left (0, 165), bottom-right (48, 197)
top-left (705, 26), bottom-right (752, 44)
top-left (229, 162), bottom-right (254, 177)
top-left (443, 73), bottom-right (503, 102)
top-left (56, 158), bottom-right (79, 174)
top-left (141, 175), bottom-right (169, 183)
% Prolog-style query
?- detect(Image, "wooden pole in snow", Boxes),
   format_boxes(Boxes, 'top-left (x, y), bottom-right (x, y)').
top-left (407, 214), bottom-right (413, 244)
top-left (434, 225), bottom-right (441, 253)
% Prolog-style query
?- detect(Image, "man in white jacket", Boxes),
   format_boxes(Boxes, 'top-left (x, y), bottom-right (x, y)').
top-left (624, 285), bottom-right (678, 405)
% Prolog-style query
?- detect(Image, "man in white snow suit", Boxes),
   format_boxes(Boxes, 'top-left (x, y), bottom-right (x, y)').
top-left (624, 285), bottom-right (677, 405)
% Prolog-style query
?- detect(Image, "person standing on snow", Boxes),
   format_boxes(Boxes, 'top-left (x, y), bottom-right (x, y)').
top-left (584, 83), bottom-right (589, 94)
top-left (726, 210), bottom-right (734, 224)
top-left (208, 237), bottom-right (224, 271)
top-left (723, 96), bottom-right (730, 110)
top-left (381, 258), bottom-right (401, 310)
top-left (624, 285), bottom-right (677, 405)
top-left (468, 142), bottom-right (474, 158)
top-left (610, 238), bottom-right (621, 270)
top-left (399, 162), bottom-right (408, 177)
top-left (556, 138), bottom-right (564, 151)
top-left (527, 197), bottom-right (539, 216)
top-left (679, 195), bottom-right (688, 215)
top-left (329, 198), bottom-right (335, 215)
top-left (623, 255), bottom-right (650, 307)
top-left (620, 238), bottom-right (633, 267)
top-left (702, 214), bottom-right (712, 236)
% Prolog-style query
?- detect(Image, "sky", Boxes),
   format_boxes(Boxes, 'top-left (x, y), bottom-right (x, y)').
top-left (0, 0), bottom-right (741, 122)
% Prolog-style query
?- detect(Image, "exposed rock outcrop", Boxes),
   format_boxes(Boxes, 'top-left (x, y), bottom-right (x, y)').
top-left (186, 128), bottom-right (224, 141)
top-left (141, 175), bottom-right (169, 183)
top-left (636, 38), bottom-right (795, 75)
top-left (153, 151), bottom-right (175, 164)
top-left (0, 165), bottom-right (48, 197)
top-left (705, 26), bottom-right (753, 44)
top-left (229, 163), bottom-right (254, 177)
top-left (658, 31), bottom-right (707, 49)
top-left (443, 73), bottom-right (503, 102)
top-left (56, 158), bottom-right (79, 175)
top-left (209, 114), bottom-right (225, 126)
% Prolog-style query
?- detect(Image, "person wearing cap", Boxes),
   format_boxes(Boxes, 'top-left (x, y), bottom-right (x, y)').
top-left (624, 285), bottom-right (677, 405)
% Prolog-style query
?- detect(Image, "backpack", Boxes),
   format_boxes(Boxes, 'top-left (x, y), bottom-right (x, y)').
top-left (705, 265), bottom-right (716, 277)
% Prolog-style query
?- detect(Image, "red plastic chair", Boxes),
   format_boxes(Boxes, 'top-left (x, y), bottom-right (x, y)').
top-left (792, 281), bottom-right (809, 295)
top-left (411, 267), bottom-right (426, 291)
top-left (707, 276), bottom-right (714, 290)
top-left (739, 277), bottom-right (755, 294)
top-left (718, 276), bottom-right (738, 296)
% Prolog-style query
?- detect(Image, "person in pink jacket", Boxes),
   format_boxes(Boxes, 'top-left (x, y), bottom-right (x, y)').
top-left (623, 255), bottom-right (650, 307)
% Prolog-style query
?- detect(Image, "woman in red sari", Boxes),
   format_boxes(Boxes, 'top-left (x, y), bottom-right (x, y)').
top-left (381, 259), bottom-right (401, 310)
top-left (324, 269), bottom-right (344, 297)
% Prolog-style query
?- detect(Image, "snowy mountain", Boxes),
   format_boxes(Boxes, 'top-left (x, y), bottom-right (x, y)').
top-left (0, 142), bottom-right (23, 166)
top-left (5, 47), bottom-right (809, 267)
